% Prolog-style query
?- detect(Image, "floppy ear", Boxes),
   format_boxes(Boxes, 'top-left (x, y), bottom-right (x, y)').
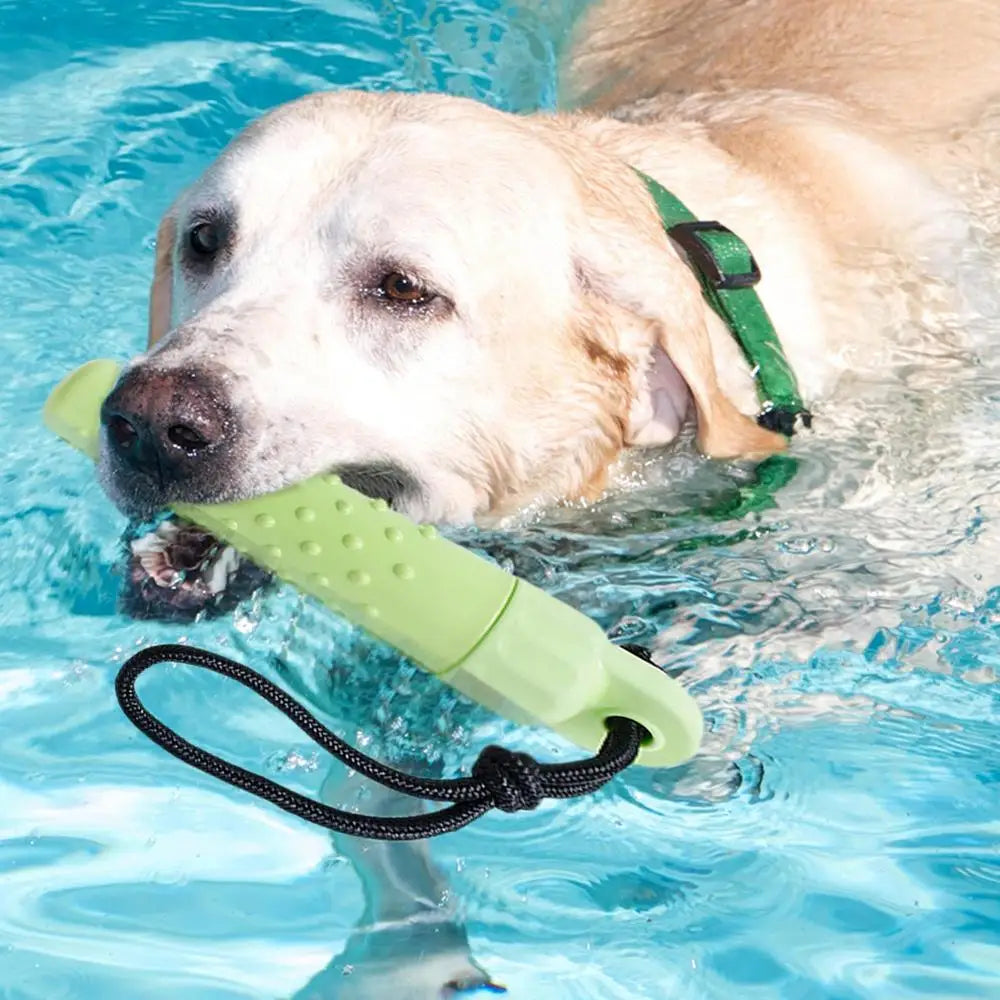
top-left (147, 212), bottom-right (176, 347)
top-left (570, 168), bottom-right (786, 459)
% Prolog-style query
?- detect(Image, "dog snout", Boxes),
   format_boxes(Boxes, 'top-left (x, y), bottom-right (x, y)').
top-left (101, 366), bottom-right (233, 488)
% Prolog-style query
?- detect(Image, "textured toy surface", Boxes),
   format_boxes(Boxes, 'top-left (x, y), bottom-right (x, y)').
top-left (44, 360), bottom-right (704, 767)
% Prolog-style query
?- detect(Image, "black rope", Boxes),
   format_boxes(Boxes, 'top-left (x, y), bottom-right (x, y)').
top-left (115, 644), bottom-right (649, 841)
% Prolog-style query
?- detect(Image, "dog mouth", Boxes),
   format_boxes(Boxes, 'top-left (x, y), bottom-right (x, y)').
top-left (121, 516), bottom-right (272, 621)
top-left (117, 462), bottom-right (422, 621)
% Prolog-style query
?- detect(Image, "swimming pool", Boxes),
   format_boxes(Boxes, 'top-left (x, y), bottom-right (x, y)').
top-left (2, 0), bottom-right (999, 997)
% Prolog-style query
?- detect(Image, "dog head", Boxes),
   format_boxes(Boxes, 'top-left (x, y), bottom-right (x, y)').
top-left (100, 90), bottom-right (782, 524)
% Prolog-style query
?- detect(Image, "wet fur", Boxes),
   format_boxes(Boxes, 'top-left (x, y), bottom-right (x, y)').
top-left (118, 40), bottom-right (999, 523)
top-left (109, 1), bottom-right (1000, 996)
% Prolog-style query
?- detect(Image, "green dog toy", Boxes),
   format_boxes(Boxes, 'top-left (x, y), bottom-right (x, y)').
top-left (44, 359), bottom-right (703, 768)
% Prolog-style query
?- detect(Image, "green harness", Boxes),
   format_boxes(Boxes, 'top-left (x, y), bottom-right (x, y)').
top-left (633, 168), bottom-right (812, 438)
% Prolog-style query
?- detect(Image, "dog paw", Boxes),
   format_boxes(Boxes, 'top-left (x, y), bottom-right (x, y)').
top-left (292, 924), bottom-right (504, 1000)
top-left (442, 969), bottom-right (507, 996)
top-left (334, 949), bottom-right (502, 1000)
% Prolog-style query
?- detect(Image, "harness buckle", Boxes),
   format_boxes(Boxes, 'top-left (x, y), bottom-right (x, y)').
top-left (757, 405), bottom-right (813, 438)
top-left (667, 220), bottom-right (761, 291)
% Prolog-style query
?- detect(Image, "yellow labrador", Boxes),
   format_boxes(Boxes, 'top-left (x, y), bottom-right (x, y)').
top-left (101, 0), bottom-right (999, 534)
top-left (99, 1), bottom-right (999, 996)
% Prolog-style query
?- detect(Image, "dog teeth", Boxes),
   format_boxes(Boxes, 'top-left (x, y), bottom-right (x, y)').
top-left (130, 522), bottom-right (184, 587)
top-left (203, 545), bottom-right (241, 595)
top-left (128, 520), bottom-right (240, 595)
top-left (137, 552), bottom-right (183, 588)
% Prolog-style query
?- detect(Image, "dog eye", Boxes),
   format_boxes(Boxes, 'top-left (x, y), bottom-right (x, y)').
top-left (378, 271), bottom-right (433, 304)
top-left (188, 222), bottom-right (221, 257)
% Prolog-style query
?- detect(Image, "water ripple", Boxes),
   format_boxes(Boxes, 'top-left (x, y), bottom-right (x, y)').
top-left (2, 0), bottom-right (1000, 998)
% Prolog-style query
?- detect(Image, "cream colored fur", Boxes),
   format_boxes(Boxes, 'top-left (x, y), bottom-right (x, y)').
top-left (136, 0), bottom-right (999, 525)
top-left (125, 4), bottom-right (1000, 998)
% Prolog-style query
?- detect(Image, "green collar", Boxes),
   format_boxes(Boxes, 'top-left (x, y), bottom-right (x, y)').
top-left (633, 168), bottom-right (812, 438)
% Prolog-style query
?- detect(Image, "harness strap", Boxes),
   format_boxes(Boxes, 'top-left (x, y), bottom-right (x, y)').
top-left (633, 168), bottom-right (812, 437)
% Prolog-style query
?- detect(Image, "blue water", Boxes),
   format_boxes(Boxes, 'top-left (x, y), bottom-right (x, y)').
top-left (2, 1), bottom-right (999, 997)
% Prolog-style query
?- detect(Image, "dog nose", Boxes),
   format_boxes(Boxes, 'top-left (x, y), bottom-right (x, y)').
top-left (100, 366), bottom-right (231, 484)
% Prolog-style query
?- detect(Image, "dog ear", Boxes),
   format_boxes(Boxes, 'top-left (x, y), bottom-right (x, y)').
top-left (570, 168), bottom-right (786, 459)
top-left (147, 212), bottom-right (176, 347)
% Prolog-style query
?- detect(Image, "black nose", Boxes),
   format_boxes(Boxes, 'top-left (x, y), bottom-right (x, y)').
top-left (100, 366), bottom-right (232, 486)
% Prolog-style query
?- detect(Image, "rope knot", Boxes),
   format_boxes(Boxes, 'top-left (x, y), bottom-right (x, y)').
top-left (472, 745), bottom-right (545, 813)
top-left (116, 645), bottom-right (645, 840)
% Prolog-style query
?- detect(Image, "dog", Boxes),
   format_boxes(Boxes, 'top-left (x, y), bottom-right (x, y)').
top-left (96, 0), bottom-right (1000, 995)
